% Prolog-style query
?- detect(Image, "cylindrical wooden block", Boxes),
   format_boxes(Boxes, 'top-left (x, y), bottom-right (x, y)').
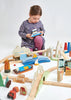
top-left (64, 42), bottom-right (67, 51)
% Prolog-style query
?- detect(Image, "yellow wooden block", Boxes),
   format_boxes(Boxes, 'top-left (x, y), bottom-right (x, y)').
top-left (24, 66), bottom-right (28, 70)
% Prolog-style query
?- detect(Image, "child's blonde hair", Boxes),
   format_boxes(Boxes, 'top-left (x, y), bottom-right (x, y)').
top-left (29, 5), bottom-right (42, 16)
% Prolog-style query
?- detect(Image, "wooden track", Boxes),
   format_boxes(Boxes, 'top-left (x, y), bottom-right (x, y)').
top-left (0, 49), bottom-right (48, 64)
top-left (26, 73), bottom-right (43, 100)
top-left (0, 65), bottom-right (4, 72)
top-left (0, 50), bottom-right (70, 100)
top-left (2, 66), bottom-right (71, 100)
top-left (43, 81), bottom-right (71, 88)
top-left (67, 99), bottom-right (71, 100)
top-left (61, 51), bottom-right (69, 60)
top-left (26, 67), bottom-right (57, 100)
top-left (4, 66), bottom-right (71, 88)
top-left (0, 55), bottom-right (14, 64)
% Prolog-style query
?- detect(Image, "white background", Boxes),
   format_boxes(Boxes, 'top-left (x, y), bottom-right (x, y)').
top-left (0, 0), bottom-right (71, 100)
top-left (0, 0), bottom-right (71, 49)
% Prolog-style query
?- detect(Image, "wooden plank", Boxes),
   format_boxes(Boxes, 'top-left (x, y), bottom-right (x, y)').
top-left (43, 81), bottom-right (71, 88)
top-left (26, 73), bottom-right (43, 100)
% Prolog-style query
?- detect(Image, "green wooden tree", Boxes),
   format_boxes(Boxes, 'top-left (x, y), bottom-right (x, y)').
top-left (5, 76), bottom-right (9, 87)
top-left (0, 73), bottom-right (4, 86)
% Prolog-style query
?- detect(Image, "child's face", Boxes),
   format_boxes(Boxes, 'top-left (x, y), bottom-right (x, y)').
top-left (29, 15), bottom-right (41, 23)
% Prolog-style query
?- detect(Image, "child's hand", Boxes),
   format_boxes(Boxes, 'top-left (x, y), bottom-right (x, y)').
top-left (39, 31), bottom-right (44, 36)
top-left (26, 34), bottom-right (33, 39)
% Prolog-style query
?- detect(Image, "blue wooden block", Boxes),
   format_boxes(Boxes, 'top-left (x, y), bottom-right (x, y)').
top-left (20, 54), bottom-right (27, 61)
top-left (22, 56), bottom-right (50, 65)
top-left (31, 33), bottom-right (41, 37)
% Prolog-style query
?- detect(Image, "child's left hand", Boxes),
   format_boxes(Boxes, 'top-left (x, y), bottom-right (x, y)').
top-left (39, 31), bottom-right (44, 36)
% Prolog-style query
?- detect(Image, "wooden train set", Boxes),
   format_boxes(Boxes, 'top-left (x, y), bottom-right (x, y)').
top-left (0, 44), bottom-right (71, 100)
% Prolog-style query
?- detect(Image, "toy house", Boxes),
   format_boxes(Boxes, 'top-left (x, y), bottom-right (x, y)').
top-left (57, 59), bottom-right (71, 78)
top-left (20, 86), bottom-right (27, 96)
top-left (65, 60), bottom-right (71, 75)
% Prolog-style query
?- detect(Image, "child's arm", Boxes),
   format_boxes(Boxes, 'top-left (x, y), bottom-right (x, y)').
top-left (19, 22), bottom-right (27, 39)
top-left (39, 31), bottom-right (44, 36)
top-left (26, 34), bottom-right (33, 39)
top-left (19, 22), bottom-right (33, 39)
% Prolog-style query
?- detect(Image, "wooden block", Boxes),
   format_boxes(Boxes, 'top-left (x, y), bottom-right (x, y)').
top-left (65, 70), bottom-right (71, 75)
top-left (57, 69), bottom-right (64, 82)
top-left (17, 74), bottom-right (25, 78)
top-left (20, 86), bottom-right (27, 96)
top-left (0, 65), bottom-right (4, 72)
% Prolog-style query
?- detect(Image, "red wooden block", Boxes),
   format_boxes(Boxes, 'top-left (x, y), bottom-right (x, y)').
top-left (69, 51), bottom-right (71, 57)
top-left (13, 87), bottom-right (19, 92)
top-left (64, 42), bottom-right (67, 50)
top-left (14, 64), bottom-right (16, 66)
top-left (7, 90), bottom-right (16, 99)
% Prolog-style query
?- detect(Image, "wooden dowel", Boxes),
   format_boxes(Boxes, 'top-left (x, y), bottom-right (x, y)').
top-left (43, 81), bottom-right (71, 88)
top-left (20, 49), bottom-right (48, 55)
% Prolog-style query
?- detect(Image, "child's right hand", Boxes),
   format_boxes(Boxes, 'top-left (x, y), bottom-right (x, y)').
top-left (26, 34), bottom-right (33, 39)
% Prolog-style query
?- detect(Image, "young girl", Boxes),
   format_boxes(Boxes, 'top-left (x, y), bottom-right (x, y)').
top-left (18, 5), bottom-right (45, 52)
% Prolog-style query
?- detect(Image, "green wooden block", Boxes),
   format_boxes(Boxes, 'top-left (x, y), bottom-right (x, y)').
top-left (0, 73), bottom-right (4, 87)
top-left (5, 77), bottom-right (9, 87)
